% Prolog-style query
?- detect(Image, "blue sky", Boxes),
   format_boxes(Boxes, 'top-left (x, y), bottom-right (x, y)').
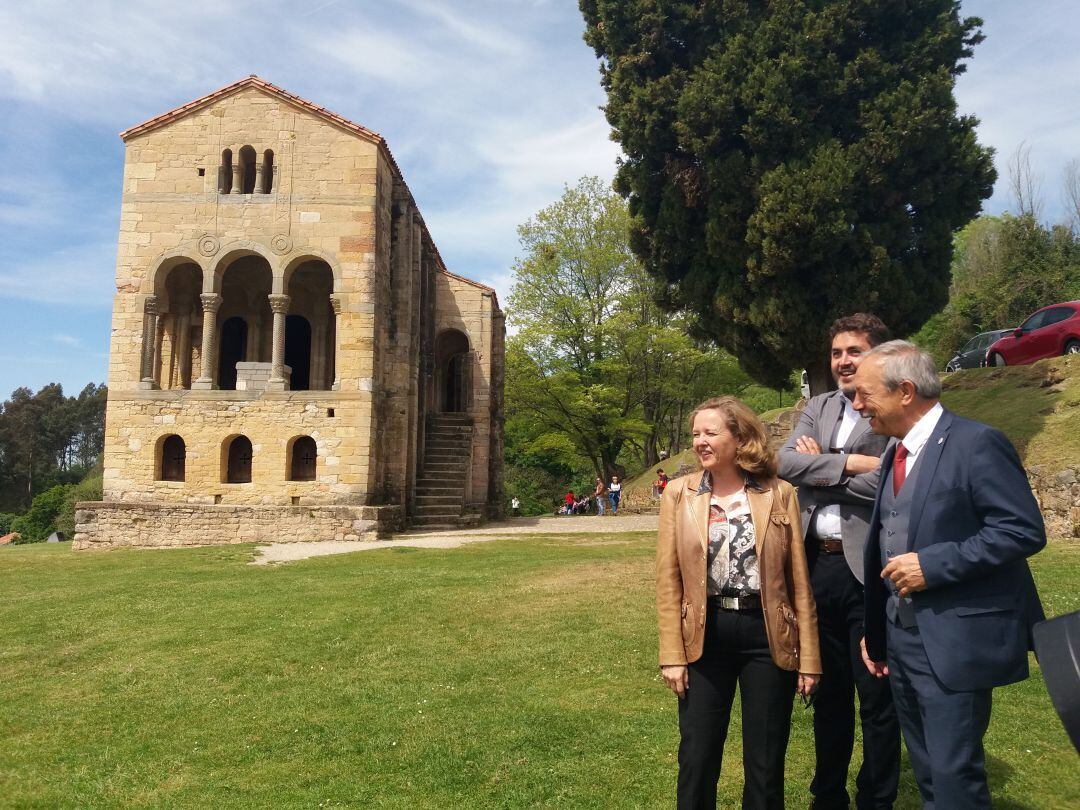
top-left (0, 0), bottom-right (1077, 399)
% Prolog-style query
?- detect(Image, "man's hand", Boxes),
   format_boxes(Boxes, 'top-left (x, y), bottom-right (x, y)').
top-left (860, 637), bottom-right (889, 678)
top-left (795, 436), bottom-right (822, 455)
top-left (661, 665), bottom-right (689, 698)
top-left (882, 552), bottom-right (926, 596)
top-left (843, 453), bottom-right (881, 475)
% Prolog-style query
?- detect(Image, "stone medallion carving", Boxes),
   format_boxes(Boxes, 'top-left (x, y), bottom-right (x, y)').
top-left (197, 235), bottom-right (220, 257)
top-left (270, 234), bottom-right (293, 255)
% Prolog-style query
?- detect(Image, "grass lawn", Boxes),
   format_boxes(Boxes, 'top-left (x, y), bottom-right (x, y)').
top-left (1, 536), bottom-right (1077, 809)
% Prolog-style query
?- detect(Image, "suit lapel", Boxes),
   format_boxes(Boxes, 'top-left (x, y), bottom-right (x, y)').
top-left (746, 483), bottom-right (775, 559)
top-left (906, 410), bottom-right (953, 548)
top-left (844, 408), bottom-right (872, 450)
top-left (819, 391), bottom-right (844, 447)
top-left (687, 478), bottom-right (711, 551)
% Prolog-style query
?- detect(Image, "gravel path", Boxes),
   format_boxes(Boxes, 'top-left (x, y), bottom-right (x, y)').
top-left (251, 514), bottom-right (658, 565)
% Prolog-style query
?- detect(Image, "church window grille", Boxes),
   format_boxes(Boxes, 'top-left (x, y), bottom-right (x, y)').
top-left (226, 436), bottom-right (253, 483)
top-left (290, 436), bottom-right (317, 481)
top-left (159, 435), bottom-right (186, 482)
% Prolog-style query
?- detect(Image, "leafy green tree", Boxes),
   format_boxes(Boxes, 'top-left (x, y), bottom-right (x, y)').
top-left (508, 176), bottom-right (752, 479)
top-left (580, 0), bottom-right (996, 391)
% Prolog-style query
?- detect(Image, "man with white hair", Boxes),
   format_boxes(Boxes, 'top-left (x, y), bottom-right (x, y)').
top-left (853, 340), bottom-right (1046, 809)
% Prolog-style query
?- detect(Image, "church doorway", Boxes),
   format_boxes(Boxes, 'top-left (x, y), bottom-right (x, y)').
top-left (434, 329), bottom-right (471, 413)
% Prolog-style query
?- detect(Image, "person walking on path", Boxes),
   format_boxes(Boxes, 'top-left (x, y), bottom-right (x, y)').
top-left (609, 475), bottom-right (622, 515)
top-left (594, 477), bottom-right (607, 516)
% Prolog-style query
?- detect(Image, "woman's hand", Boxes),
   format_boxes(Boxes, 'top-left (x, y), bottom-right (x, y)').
top-left (661, 665), bottom-right (689, 698)
top-left (796, 672), bottom-right (820, 697)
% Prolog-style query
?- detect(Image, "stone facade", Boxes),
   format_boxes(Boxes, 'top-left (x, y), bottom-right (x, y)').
top-left (75, 76), bottom-right (504, 550)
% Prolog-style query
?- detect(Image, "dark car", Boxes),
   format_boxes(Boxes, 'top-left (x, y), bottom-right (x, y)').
top-left (945, 329), bottom-right (1014, 372)
top-left (986, 301), bottom-right (1080, 366)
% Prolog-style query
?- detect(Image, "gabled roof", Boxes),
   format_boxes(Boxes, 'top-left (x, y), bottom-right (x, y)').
top-left (120, 74), bottom-right (383, 145)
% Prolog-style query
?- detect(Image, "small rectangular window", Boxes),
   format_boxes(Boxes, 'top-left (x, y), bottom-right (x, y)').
top-left (327, 408), bottom-right (335, 417)
top-left (197, 168), bottom-right (205, 176)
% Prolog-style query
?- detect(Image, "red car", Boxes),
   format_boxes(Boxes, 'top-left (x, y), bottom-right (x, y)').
top-left (986, 301), bottom-right (1080, 366)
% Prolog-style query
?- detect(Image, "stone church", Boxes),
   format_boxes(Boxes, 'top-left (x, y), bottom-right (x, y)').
top-left (74, 76), bottom-right (505, 549)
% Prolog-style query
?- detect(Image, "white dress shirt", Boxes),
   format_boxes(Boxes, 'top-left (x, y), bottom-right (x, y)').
top-left (896, 402), bottom-right (945, 475)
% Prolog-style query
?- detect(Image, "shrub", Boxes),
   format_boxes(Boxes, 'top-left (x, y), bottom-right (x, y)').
top-left (11, 485), bottom-right (72, 543)
top-left (55, 472), bottom-right (103, 539)
top-left (0, 511), bottom-right (18, 536)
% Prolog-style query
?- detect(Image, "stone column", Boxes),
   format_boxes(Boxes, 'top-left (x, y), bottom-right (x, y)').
top-left (330, 295), bottom-right (342, 390)
top-left (255, 162), bottom-right (265, 194)
top-left (193, 293), bottom-right (221, 389)
top-left (139, 296), bottom-right (159, 390)
top-left (267, 294), bottom-right (291, 390)
top-left (231, 157), bottom-right (243, 194)
top-left (310, 313), bottom-right (327, 390)
top-left (176, 311), bottom-right (192, 388)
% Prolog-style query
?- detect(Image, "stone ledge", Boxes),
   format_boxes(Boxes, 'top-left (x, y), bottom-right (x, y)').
top-left (73, 501), bottom-right (406, 550)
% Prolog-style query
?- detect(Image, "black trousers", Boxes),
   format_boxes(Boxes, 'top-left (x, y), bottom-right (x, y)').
top-left (677, 600), bottom-right (797, 810)
top-left (808, 551), bottom-right (900, 810)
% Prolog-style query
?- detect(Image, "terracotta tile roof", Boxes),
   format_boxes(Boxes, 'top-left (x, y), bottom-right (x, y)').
top-left (119, 75), bottom-right (500, 312)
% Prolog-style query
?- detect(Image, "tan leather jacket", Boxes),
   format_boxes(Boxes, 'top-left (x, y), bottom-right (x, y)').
top-left (656, 472), bottom-right (821, 674)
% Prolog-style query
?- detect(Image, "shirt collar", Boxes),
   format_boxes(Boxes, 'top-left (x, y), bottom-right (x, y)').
top-left (697, 469), bottom-right (762, 494)
top-left (901, 402), bottom-right (944, 457)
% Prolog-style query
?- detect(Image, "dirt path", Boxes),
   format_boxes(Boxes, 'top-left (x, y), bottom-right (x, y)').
top-left (251, 514), bottom-right (658, 565)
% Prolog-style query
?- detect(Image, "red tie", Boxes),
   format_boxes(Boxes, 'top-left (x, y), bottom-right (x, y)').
top-left (893, 444), bottom-right (910, 495)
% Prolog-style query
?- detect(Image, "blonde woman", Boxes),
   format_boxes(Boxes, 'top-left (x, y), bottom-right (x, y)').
top-left (656, 396), bottom-right (821, 809)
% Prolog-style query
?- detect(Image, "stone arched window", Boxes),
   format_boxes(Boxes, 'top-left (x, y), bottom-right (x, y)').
top-left (239, 146), bottom-right (257, 194)
top-left (289, 436), bottom-right (317, 481)
top-left (158, 435), bottom-right (186, 482)
top-left (225, 435), bottom-right (253, 484)
top-left (261, 149), bottom-right (274, 194)
top-left (218, 149), bottom-right (233, 194)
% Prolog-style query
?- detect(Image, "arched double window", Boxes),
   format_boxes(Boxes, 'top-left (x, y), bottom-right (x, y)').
top-left (217, 147), bottom-right (274, 194)
top-left (158, 435), bottom-right (186, 482)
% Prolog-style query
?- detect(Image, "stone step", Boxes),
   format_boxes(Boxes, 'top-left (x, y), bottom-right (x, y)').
top-left (415, 481), bottom-right (465, 491)
top-left (424, 439), bottom-right (471, 449)
top-left (413, 506), bottom-right (463, 517)
top-left (422, 461), bottom-right (468, 472)
top-left (415, 495), bottom-right (463, 505)
top-left (423, 453), bottom-right (469, 464)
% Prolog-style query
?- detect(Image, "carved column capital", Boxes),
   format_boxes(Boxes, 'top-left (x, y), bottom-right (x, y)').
top-left (200, 293), bottom-right (222, 314)
top-left (143, 295), bottom-right (159, 315)
top-left (268, 293), bottom-right (291, 315)
top-left (330, 295), bottom-right (343, 316)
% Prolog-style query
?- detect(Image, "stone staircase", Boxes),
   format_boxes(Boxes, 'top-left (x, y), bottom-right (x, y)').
top-left (411, 414), bottom-right (478, 529)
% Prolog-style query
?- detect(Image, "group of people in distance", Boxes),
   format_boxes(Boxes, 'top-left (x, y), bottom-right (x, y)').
top-left (657, 313), bottom-right (1047, 810)
top-left (552, 475), bottom-right (625, 516)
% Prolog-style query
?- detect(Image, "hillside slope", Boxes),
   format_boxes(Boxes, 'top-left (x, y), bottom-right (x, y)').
top-left (621, 355), bottom-right (1080, 525)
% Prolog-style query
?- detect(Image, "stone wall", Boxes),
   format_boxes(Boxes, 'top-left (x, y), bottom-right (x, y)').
top-left (73, 501), bottom-right (404, 550)
top-left (1028, 466), bottom-right (1080, 539)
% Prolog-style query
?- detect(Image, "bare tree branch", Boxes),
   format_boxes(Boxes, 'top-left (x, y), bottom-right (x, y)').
top-left (1063, 158), bottom-right (1080, 231)
top-left (1007, 142), bottom-right (1044, 220)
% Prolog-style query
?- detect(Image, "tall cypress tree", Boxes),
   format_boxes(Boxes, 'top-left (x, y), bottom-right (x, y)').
top-left (580, 0), bottom-right (996, 389)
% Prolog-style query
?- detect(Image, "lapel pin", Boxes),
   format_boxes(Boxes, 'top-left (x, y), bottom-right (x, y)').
top-left (937, 437), bottom-right (944, 445)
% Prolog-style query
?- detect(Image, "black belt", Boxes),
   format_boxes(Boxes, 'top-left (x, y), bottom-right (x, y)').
top-left (709, 594), bottom-right (761, 611)
top-left (817, 538), bottom-right (844, 554)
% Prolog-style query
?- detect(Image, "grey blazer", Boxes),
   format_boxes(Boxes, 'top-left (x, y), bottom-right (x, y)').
top-left (778, 390), bottom-right (889, 582)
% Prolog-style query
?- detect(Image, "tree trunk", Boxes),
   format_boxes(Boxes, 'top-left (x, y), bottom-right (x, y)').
top-left (805, 358), bottom-right (836, 398)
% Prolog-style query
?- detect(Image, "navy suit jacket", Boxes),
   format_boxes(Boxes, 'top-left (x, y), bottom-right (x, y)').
top-left (864, 409), bottom-right (1046, 692)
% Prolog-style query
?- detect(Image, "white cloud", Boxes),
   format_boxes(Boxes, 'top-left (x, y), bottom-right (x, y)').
top-left (50, 333), bottom-right (84, 349)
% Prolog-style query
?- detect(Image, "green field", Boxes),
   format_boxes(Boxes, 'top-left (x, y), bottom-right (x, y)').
top-left (2, 536), bottom-right (1078, 809)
